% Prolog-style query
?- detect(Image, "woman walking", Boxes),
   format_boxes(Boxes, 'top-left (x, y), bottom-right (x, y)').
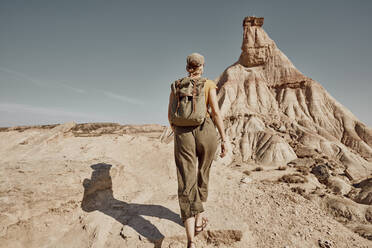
top-left (168, 53), bottom-right (227, 248)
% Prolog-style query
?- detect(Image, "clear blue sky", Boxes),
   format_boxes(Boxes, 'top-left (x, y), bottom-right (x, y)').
top-left (1, 0), bottom-right (371, 127)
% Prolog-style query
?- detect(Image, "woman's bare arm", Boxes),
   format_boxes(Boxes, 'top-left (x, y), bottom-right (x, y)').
top-left (168, 91), bottom-right (175, 131)
top-left (209, 88), bottom-right (227, 157)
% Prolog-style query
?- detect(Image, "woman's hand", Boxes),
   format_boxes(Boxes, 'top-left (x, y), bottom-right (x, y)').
top-left (208, 87), bottom-right (228, 159)
top-left (220, 141), bottom-right (228, 158)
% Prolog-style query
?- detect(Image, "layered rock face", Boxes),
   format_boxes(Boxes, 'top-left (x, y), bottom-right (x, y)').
top-left (216, 16), bottom-right (372, 181)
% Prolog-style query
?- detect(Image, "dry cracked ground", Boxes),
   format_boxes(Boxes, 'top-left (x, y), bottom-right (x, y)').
top-left (0, 122), bottom-right (371, 248)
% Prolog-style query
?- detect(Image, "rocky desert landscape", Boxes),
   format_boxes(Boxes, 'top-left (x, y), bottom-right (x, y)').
top-left (0, 16), bottom-right (371, 248)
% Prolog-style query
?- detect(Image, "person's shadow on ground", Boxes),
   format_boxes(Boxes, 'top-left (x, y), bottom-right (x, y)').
top-left (81, 163), bottom-right (183, 247)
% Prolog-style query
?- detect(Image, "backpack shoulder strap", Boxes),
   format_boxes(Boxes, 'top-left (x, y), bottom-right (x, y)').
top-left (194, 77), bottom-right (206, 84)
top-left (171, 78), bottom-right (183, 94)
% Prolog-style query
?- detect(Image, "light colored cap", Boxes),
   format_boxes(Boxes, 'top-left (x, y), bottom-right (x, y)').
top-left (186, 53), bottom-right (205, 68)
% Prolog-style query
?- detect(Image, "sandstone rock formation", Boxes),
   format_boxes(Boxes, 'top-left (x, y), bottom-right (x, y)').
top-left (215, 16), bottom-right (372, 182)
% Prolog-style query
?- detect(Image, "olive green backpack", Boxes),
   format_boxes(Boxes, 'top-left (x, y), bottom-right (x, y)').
top-left (170, 77), bottom-right (207, 126)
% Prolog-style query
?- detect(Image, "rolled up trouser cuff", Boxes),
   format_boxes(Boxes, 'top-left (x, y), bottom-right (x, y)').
top-left (179, 197), bottom-right (204, 222)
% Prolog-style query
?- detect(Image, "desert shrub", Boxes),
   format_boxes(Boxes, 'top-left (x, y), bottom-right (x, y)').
top-left (278, 173), bottom-right (308, 184)
top-left (291, 186), bottom-right (306, 195)
top-left (311, 164), bottom-right (330, 184)
top-left (295, 165), bottom-right (310, 175)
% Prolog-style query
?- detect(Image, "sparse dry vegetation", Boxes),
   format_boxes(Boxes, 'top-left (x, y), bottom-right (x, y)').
top-left (278, 173), bottom-right (308, 184)
top-left (295, 165), bottom-right (310, 175)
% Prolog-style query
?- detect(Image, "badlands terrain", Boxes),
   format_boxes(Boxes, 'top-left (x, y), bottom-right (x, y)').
top-left (0, 16), bottom-right (371, 248)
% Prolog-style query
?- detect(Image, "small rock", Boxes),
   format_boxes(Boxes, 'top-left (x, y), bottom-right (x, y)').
top-left (120, 227), bottom-right (129, 240)
top-left (326, 176), bottom-right (352, 195)
top-left (240, 177), bottom-right (252, 184)
top-left (311, 164), bottom-right (330, 184)
top-left (278, 125), bottom-right (286, 132)
top-left (318, 239), bottom-right (332, 248)
top-left (350, 178), bottom-right (372, 205)
top-left (287, 161), bottom-right (296, 167)
top-left (243, 170), bottom-right (251, 176)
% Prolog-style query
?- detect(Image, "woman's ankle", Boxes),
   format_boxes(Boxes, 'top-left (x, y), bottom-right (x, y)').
top-left (195, 212), bottom-right (205, 220)
top-left (188, 240), bottom-right (196, 247)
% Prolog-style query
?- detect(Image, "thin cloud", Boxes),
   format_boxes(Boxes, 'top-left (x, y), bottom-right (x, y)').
top-left (0, 66), bottom-right (143, 106)
top-left (0, 66), bottom-right (45, 86)
top-left (0, 102), bottom-right (105, 119)
top-left (54, 81), bottom-right (86, 94)
top-left (0, 66), bottom-right (86, 94)
top-left (103, 91), bottom-right (144, 105)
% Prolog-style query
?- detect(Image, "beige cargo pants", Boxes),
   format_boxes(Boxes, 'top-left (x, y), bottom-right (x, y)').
top-left (173, 116), bottom-right (218, 223)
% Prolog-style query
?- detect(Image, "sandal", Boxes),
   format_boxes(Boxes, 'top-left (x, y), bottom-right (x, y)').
top-left (187, 240), bottom-right (196, 248)
top-left (194, 217), bottom-right (208, 236)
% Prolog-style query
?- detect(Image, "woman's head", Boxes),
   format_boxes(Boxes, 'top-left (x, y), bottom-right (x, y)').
top-left (186, 53), bottom-right (204, 77)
